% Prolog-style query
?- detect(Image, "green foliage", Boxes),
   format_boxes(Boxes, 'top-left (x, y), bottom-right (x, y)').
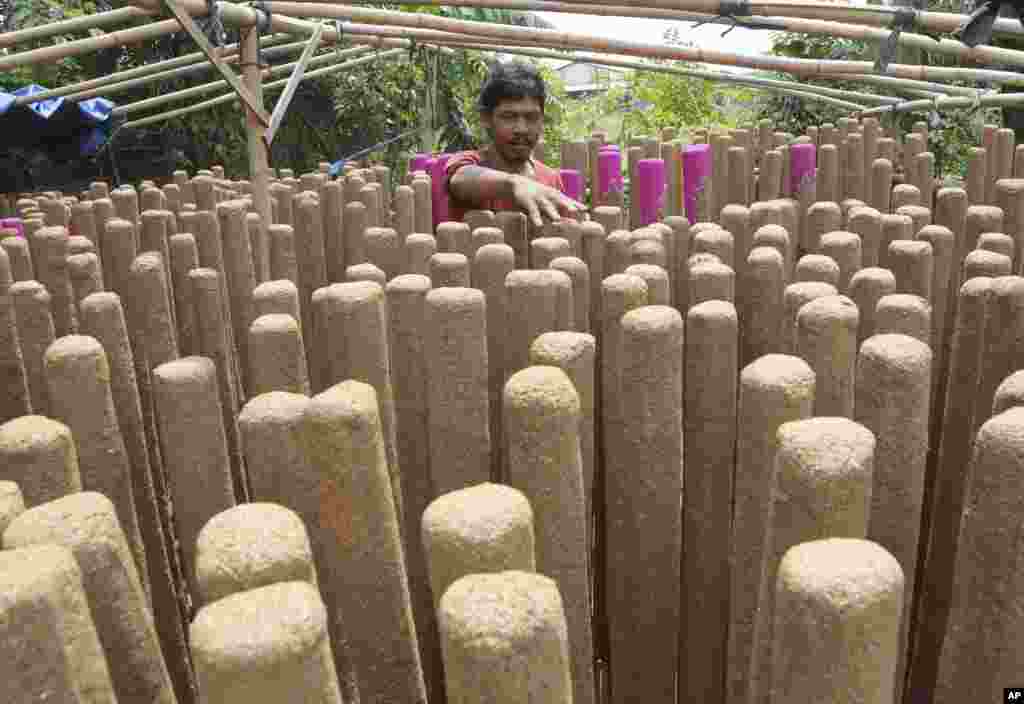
top-left (622, 66), bottom-right (718, 138)
top-left (0, 0), bottom-right (112, 90)
top-left (552, 60), bottom-right (723, 150)
top-left (559, 82), bottom-right (628, 142)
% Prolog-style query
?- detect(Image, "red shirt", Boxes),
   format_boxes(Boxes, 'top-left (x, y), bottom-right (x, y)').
top-left (445, 149), bottom-right (564, 224)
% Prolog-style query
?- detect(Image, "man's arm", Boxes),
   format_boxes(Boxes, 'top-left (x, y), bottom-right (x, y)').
top-left (449, 164), bottom-right (583, 228)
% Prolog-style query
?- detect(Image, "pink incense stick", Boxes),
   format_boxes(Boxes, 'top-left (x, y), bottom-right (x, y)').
top-left (635, 159), bottom-right (666, 226)
top-left (0, 218), bottom-right (24, 238)
top-left (683, 144), bottom-right (711, 225)
top-left (790, 143), bottom-right (817, 198)
top-left (598, 150), bottom-right (623, 201)
top-left (560, 169), bottom-right (583, 202)
top-left (431, 153), bottom-right (451, 228)
top-left (409, 153), bottom-right (431, 179)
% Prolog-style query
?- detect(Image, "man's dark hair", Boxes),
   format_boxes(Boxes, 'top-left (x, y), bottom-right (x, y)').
top-left (478, 60), bottom-right (546, 114)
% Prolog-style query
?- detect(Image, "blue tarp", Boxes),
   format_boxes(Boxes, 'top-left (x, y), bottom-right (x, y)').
top-left (0, 83), bottom-right (118, 159)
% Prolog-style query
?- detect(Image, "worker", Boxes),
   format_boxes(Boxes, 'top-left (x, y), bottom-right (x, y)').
top-left (445, 60), bottom-right (585, 228)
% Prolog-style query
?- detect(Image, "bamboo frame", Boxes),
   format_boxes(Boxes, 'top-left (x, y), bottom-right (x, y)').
top-left (12, 33), bottom-right (295, 107)
top-left (257, 2), bottom-right (1024, 85)
top-left (6, 0), bottom-right (1022, 94)
top-left (111, 44), bottom-right (372, 116)
top-left (122, 47), bottom-right (410, 129)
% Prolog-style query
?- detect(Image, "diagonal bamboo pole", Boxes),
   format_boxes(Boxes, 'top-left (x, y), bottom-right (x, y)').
top-left (816, 73), bottom-right (981, 97)
top-left (121, 47), bottom-right (410, 129)
top-left (110, 44), bottom-right (372, 116)
top-left (452, 42), bottom-right (878, 108)
top-left (12, 33), bottom-right (294, 107)
top-left (265, 23), bottom-right (325, 144)
top-left (0, 5), bottom-right (155, 48)
top-left (255, 2), bottom-right (1024, 85)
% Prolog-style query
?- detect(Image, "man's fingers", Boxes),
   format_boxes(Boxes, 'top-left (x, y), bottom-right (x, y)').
top-left (525, 200), bottom-right (544, 229)
top-left (539, 197), bottom-right (561, 223)
top-left (558, 196), bottom-right (585, 215)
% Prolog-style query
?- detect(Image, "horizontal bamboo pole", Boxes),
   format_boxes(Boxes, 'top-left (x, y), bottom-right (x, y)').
top-left (13, 33), bottom-right (294, 107)
top-left (292, 0), bottom-right (1024, 39)
top-left (256, 2), bottom-right (1024, 85)
top-left (0, 5), bottom-right (154, 48)
top-left (0, 0), bottom-right (342, 77)
top-left (858, 91), bottom-right (1024, 118)
top-left (61, 38), bottom-right (334, 111)
top-left (289, 0), bottom-right (1024, 70)
top-left (64, 36), bottom-right (311, 103)
top-left (453, 42), bottom-right (875, 109)
top-left (122, 46), bottom-right (410, 129)
top-left (0, 17), bottom-right (183, 73)
top-left (112, 43), bottom-right (373, 116)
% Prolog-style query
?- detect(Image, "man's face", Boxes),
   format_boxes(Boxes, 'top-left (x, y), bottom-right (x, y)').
top-left (482, 96), bottom-right (544, 164)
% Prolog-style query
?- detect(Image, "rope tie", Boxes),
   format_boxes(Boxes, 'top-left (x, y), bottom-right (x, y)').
top-left (965, 90), bottom-right (985, 117)
top-left (249, 1), bottom-right (272, 69)
top-left (205, 0), bottom-right (225, 47)
top-left (875, 4), bottom-right (943, 74)
top-left (687, 0), bottom-right (767, 37)
top-left (334, 18), bottom-right (346, 55)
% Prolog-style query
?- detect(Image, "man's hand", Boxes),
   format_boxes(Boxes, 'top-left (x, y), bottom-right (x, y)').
top-left (449, 164), bottom-right (585, 227)
top-left (509, 174), bottom-right (585, 228)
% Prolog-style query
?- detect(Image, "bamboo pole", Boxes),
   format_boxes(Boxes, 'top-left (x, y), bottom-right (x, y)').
top-left (122, 48), bottom-right (408, 129)
top-left (241, 24), bottom-right (273, 267)
top-left (0, 5), bottom-right (154, 48)
top-left (320, 0), bottom-right (1024, 40)
top-left (817, 73), bottom-right (981, 97)
top-left (0, 18), bottom-right (183, 73)
top-left (15, 34), bottom-right (296, 107)
top-left (266, 0), bottom-right (1024, 70)
top-left (255, 2), bottom-right (1024, 85)
top-left (858, 92), bottom-right (1024, 117)
top-left (111, 44), bottom-right (373, 116)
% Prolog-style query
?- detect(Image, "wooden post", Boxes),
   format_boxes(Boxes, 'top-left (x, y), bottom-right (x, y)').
top-left (241, 22), bottom-right (273, 244)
